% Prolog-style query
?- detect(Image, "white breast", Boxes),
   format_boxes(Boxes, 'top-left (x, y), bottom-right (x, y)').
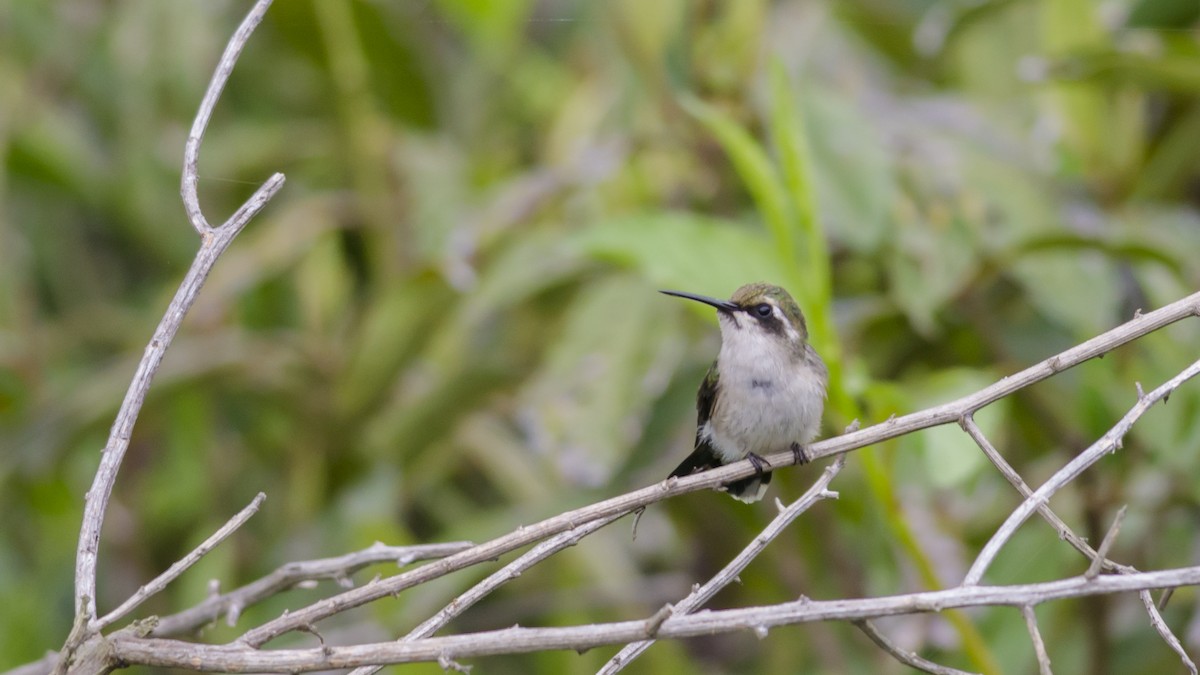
top-left (702, 318), bottom-right (827, 463)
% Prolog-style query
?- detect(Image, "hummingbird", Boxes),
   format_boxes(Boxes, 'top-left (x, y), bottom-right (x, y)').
top-left (663, 283), bottom-right (827, 503)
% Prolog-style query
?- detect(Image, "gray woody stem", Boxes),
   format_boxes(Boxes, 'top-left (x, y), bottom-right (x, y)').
top-left (95, 493), bottom-right (266, 631)
top-left (150, 541), bottom-right (473, 639)
top-left (107, 564), bottom-right (1200, 671)
top-left (60, 0), bottom-right (283, 669)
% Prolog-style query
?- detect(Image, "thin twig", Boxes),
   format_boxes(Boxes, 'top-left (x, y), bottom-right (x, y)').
top-left (344, 516), bottom-right (622, 675)
top-left (599, 457), bottom-right (845, 674)
top-left (150, 541), bottom-right (474, 638)
top-left (1021, 605), bottom-right (1052, 675)
top-left (1139, 590), bottom-right (1198, 675)
top-left (409, 516), bottom-right (619, 641)
top-left (181, 0), bottom-right (275, 234)
top-left (1085, 506), bottom-right (1127, 580)
top-left (853, 619), bottom-right (978, 675)
top-left (108, 564), bottom-right (1200, 671)
top-left (964, 357), bottom-right (1200, 585)
top-left (97, 493), bottom-right (266, 630)
top-left (59, 2), bottom-right (283, 670)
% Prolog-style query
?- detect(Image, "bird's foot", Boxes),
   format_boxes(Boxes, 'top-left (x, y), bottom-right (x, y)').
top-left (746, 452), bottom-right (771, 476)
top-left (790, 442), bottom-right (811, 465)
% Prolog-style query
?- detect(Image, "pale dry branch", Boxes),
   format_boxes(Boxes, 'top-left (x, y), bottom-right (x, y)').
top-left (796, 290), bottom-right (1200, 467)
top-left (150, 541), bottom-right (474, 638)
top-left (1085, 506), bottom-right (1127, 581)
top-left (56, 0), bottom-right (284, 671)
top-left (853, 619), bottom-right (978, 675)
top-left (964, 357), bottom-right (1200, 586)
top-left (407, 517), bottom-right (620, 641)
top-left (1140, 590), bottom-right (1199, 675)
top-left (181, 0), bottom-right (276, 234)
top-left (1021, 605), bottom-right (1052, 675)
top-left (345, 517), bottom-right (622, 675)
top-left (96, 493), bottom-right (266, 631)
top-left (106, 564), bottom-right (1200, 671)
top-left (599, 456), bottom-right (846, 674)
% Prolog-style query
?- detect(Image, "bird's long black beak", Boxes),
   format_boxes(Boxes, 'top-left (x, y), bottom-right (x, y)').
top-left (660, 289), bottom-right (738, 313)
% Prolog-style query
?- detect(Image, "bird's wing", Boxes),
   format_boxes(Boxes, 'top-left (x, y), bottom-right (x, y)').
top-left (668, 362), bottom-right (722, 478)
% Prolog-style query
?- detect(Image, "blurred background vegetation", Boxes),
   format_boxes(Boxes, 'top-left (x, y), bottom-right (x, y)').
top-left (2, 0), bottom-right (1200, 673)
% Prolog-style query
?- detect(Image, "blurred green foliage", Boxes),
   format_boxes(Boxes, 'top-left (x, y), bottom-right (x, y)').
top-left (3, 0), bottom-right (1200, 673)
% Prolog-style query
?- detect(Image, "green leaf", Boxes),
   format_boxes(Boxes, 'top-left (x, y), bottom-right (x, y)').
top-left (516, 274), bottom-right (686, 482)
top-left (679, 95), bottom-right (794, 257)
top-left (899, 368), bottom-right (1006, 488)
top-left (575, 211), bottom-right (789, 300)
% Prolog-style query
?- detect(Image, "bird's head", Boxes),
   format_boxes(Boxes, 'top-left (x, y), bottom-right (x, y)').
top-left (661, 282), bottom-right (809, 347)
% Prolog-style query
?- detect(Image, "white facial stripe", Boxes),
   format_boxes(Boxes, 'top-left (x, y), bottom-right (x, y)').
top-left (773, 302), bottom-right (799, 342)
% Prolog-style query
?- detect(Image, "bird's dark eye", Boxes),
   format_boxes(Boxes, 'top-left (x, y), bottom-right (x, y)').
top-left (754, 303), bottom-right (772, 318)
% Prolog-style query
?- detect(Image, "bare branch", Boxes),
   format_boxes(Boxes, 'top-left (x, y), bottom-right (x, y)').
top-left (59, 1), bottom-right (284, 669)
top-left (964, 357), bottom-right (1200, 585)
top-left (150, 541), bottom-right (473, 638)
top-left (181, 0), bottom-right (276, 234)
top-left (1085, 506), bottom-right (1127, 581)
top-left (108, 564), bottom-right (1200, 671)
top-left (1021, 605), bottom-right (1052, 675)
top-left (97, 493), bottom-right (266, 631)
top-left (599, 457), bottom-right (845, 674)
top-left (796, 290), bottom-right (1200, 468)
top-left (853, 620), bottom-right (978, 675)
top-left (1140, 590), bottom-right (1198, 675)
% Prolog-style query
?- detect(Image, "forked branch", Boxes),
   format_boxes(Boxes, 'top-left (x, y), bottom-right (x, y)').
top-left (56, 0), bottom-right (284, 672)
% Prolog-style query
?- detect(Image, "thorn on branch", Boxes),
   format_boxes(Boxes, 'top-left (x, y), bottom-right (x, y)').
top-left (844, 419), bottom-right (861, 433)
top-left (1136, 382), bottom-right (1146, 401)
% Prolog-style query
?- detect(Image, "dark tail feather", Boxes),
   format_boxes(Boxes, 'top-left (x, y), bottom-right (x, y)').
top-left (669, 445), bottom-right (771, 503)
top-left (668, 444), bottom-right (722, 479)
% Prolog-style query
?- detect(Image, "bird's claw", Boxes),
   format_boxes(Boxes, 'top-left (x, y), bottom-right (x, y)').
top-left (790, 442), bottom-right (811, 465)
top-left (747, 452), bottom-right (771, 476)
